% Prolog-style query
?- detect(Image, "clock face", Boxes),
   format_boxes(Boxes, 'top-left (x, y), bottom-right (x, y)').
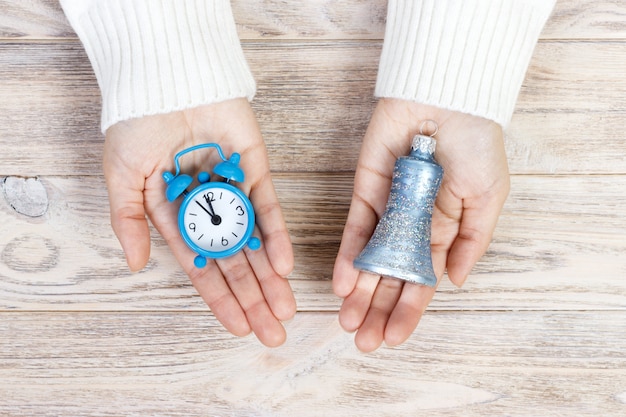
top-left (179, 183), bottom-right (254, 257)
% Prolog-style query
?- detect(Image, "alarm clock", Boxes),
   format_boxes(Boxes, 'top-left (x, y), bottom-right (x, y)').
top-left (162, 143), bottom-right (261, 268)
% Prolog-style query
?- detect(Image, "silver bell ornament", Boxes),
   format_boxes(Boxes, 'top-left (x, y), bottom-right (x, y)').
top-left (353, 122), bottom-right (443, 287)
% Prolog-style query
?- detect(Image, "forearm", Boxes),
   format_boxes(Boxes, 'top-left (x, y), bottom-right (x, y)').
top-left (376, 0), bottom-right (556, 127)
top-left (60, 0), bottom-right (255, 132)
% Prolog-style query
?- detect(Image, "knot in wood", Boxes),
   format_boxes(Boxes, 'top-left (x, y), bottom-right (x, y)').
top-left (2, 176), bottom-right (49, 217)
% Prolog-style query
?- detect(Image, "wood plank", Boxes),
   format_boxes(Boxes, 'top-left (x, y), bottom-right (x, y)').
top-left (234, 0), bottom-right (387, 40)
top-left (543, 0), bottom-right (626, 40)
top-left (0, 41), bottom-right (625, 176)
top-left (1, 174), bottom-right (625, 312)
top-left (0, 0), bottom-right (72, 38)
top-left (1, 311), bottom-right (625, 416)
top-left (519, 41), bottom-right (626, 113)
top-left (506, 113), bottom-right (626, 175)
top-left (2, 2), bottom-right (624, 414)
top-left (1, 0), bottom-right (625, 40)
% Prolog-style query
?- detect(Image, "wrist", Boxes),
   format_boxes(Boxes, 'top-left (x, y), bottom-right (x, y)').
top-left (61, 0), bottom-right (256, 133)
top-left (375, 0), bottom-right (556, 128)
top-left (378, 98), bottom-right (498, 132)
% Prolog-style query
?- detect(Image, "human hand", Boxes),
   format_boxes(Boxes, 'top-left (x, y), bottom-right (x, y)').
top-left (333, 98), bottom-right (510, 352)
top-left (103, 98), bottom-right (296, 347)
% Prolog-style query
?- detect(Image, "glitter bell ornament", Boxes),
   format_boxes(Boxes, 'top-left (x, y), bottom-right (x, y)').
top-left (353, 121), bottom-right (444, 287)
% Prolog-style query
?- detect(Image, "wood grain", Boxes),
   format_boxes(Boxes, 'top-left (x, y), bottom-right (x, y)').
top-left (1, 312), bottom-right (625, 416)
top-left (1, 0), bottom-right (625, 40)
top-left (0, 0), bottom-right (72, 38)
top-left (1, 41), bottom-right (625, 176)
top-left (1, 1), bottom-right (625, 415)
top-left (1, 174), bottom-right (625, 312)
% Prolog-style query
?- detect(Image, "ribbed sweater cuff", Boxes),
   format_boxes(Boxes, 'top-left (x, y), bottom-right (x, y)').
top-left (375, 0), bottom-right (556, 127)
top-left (61, 0), bottom-right (256, 133)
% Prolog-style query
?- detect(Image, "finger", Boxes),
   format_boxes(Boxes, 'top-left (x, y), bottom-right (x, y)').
top-left (384, 282), bottom-right (437, 347)
top-left (104, 169), bottom-right (151, 272)
top-left (429, 186), bottom-right (463, 280)
top-left (234, 127), bottom-right (294, 278)
top-left (333, 198), bottom-right (379, 298)
top-left (146, 196), bottom-right (254, 338)
top-left (249, 172), bottom-right (294, 277)
top-left (353, 277), bottom-right (404, 353)
top-left (144, 152), bottom-right (290, 345)
top-left (333, 123), bottom-right (399, 297)
top-left (187, 260), bottom-right (252, 337)
top-left (245, 241), bottom-right (296, 322)
top-left (217, 253), bottom-right (287, 347)
top-left (446, 195), bottom-right (506, 287)
top-left (337, 272), bottom-right (380, 332)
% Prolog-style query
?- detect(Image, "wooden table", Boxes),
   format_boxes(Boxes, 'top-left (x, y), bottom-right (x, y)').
top-left (1, 1), bottom-right (625, 415)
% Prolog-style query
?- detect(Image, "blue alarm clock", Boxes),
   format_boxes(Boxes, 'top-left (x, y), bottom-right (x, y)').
top-left (162, 143), bottom-right (261, 268)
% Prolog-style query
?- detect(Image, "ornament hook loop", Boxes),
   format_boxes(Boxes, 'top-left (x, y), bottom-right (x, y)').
top-left (419, 119), bottom-right (439, 138)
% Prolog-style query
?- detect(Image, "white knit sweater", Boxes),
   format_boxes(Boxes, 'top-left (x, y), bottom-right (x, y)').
top-left (61, 0), bottom-right (555, 132)
top-left (60, 0), bottom-right (255, 133)
top-left (376, 0), bottom-right (556, 127)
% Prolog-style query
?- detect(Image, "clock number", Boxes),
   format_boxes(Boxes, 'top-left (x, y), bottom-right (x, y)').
top-left (236, 205), bottom-right (245, 216)
top-left (221, 237), bottom-right (229, 246)
top-left (204, 192), bottom-right (215, 203)
top-left (189, 222), bottom-right (196, 232)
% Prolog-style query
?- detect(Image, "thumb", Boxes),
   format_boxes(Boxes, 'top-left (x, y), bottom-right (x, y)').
top-left (445, 200), bottom-right (503, 287)
top-left (105, 170), bottom-right (151, 272)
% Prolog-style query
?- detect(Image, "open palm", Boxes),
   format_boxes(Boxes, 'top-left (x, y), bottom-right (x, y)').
top-left (333, 98), bottom-right (510, 352)
top-left (103, 98), bottom-right (296, 347)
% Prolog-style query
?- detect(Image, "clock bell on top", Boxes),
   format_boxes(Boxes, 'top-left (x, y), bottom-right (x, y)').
top-left (162, 145), bottom-right (244, 202)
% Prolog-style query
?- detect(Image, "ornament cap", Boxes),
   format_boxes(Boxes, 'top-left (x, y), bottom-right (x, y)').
top-left (410, 119), bottom-right (439, 158)
top-left (411, 134), bottom-right (437, 156)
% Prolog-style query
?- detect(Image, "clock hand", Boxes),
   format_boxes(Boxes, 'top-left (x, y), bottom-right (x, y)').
top-left (206, 196), bottom-right (217, 217)
top-left (195, 200), bottom-right (213, 218)
top-left (195, 200), bottom-right (221, 225)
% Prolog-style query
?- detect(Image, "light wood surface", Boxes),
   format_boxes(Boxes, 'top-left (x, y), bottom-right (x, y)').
top-left (1, 1), bottom-right (625, 416)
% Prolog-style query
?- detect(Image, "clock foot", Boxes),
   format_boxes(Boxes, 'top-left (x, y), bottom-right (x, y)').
top-left (194, 256), bottom-right (207, 268)
top-left (248, 237), bottom-right (261, 251)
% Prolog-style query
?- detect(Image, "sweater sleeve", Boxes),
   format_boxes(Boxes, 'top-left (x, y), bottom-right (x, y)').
top-left (60, 0), bottom-right (256, 133)
top-left (375, 0), bottom-right (556, 128)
